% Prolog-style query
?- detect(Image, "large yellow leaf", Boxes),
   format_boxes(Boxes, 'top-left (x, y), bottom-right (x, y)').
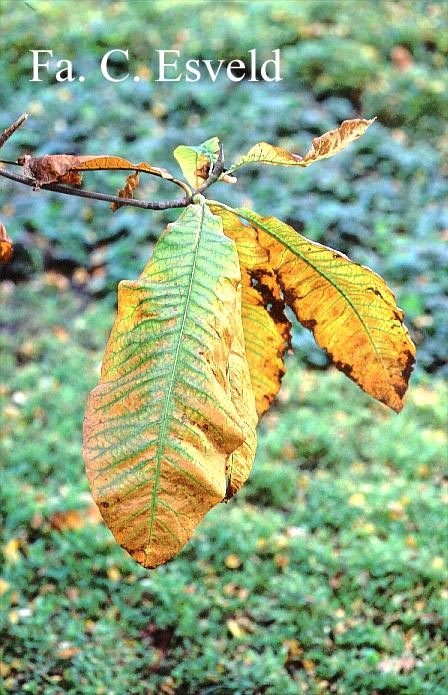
top-left (228, 118), bottom-right (375, 173)
top-left (237, 209), bottom-right (415, 412)
top-left (211, 206), bottom-right (292, 418)
top-left (83, 203), bottom-right (256, 568)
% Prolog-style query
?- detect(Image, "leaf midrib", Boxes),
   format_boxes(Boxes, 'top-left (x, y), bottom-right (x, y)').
top-left (146, 205), bottom-right (204, 549)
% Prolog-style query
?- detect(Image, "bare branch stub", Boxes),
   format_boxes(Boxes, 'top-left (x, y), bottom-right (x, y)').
top-left (0, 113), bottom-right (29, 150)
top-left (193, 144), bottom-right (225, 196)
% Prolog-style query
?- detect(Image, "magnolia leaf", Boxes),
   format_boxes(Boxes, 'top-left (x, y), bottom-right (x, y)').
top-left (237, 209), bottom-right (415, 412)
top-left (83, 203), bottom-right (256, 568)
top-left (211, 205), bottom-right (291, 417)
top-left (19, 154), bottom-right (177, 187)
top-left (173, 137), bottom-right (219, 189)
top-left (228, 118), bottom-right (375, 173)
top-left (225, 285), bottom-right (258, 499)
top-left (111, 172), bottom-right (140, 211)
top-left (0, 223), bottom-right (13, 264)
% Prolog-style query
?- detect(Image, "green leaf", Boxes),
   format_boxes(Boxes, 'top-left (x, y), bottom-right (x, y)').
top-left (83, 203), bottom-right (257, 568)
top-left (173, 137), bottom-right (220, 189)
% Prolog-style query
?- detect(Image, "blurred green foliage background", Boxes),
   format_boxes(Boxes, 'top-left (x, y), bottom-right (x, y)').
top-left (1, 1), bottom-right (447, 693)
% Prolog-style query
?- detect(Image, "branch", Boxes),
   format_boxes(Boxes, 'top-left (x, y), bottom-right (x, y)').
top-left (193, 144), bottom-right (225, 196)
top-left (0, 167), bottom-right (191, 210)
top-left (0, 113), bottom-right (28, 150)
top-left (0, 113), bottom-right (227, 212)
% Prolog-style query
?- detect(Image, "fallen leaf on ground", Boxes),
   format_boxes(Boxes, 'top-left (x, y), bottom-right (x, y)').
top-left (50, 510), bottom-right (85, 531)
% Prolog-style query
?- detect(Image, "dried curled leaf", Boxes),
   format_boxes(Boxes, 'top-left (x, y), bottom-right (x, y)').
top-left (83, 203), bottom-right (257, 568)
top-left (173, 137), bottom-right (219, 189)
top-left (211, 205), bottom-right (291, 417)
top-left (19, 154), bottom-right (176, 188)
top-left (111, 172), bottom-right (140, 211)
top-left (238, 209), bottom-right (415, 412)
top-left (228, 118), bottom-right (376, 172)
top-left (0, 223), bottom-right (13, 264)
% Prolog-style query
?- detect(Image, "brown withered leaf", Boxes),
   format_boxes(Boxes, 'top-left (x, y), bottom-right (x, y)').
top-left (229, 118), bottom-right (376, 172)
top-left (238, 209), bottom-right (415, 412)
top-left (19, 154), bottom-right (86, 186)
top-left (211, 206), bottom-right (291, 418)
top-left (19, 154), bottom-right (176, 188)
top-left (0, 223), bottom-right (13, 264)
top-left (111, 171), bottom-right (140, 211)
top-left (83, 203), bottom-right (256, 568)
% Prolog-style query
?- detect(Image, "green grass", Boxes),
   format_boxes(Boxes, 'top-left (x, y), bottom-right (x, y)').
top-left (1, 283), bottom-right (447, 694)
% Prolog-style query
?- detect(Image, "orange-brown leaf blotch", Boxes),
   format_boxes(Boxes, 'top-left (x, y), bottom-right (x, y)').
top-left (0, 223), bottom-right (13, 264)
top-left (210, 205), bottom-right (292, 418)
top-left (238, 209), bottom-right (415, 413)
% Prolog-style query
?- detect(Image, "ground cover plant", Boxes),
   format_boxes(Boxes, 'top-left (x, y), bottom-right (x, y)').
top-left (1, 283), bottom-right (446, 693)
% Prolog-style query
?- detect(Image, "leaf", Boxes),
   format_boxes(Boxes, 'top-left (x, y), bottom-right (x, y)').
top-left (0, 223), bottom-right (13, 264)
top-left (18, 154), bottom-right (177, 188)
top-left (225, 287), bottom-right (258, 498)
top-left (211, 205), bottom-right (291, 417)
top-left (237, 209), bottom-right (415, 412)
top-left (83, 203), bottom-right (257, 568)
top-left (55, 645), bottom-right (81, 660)
top-left (228, 118), bottom-right (375, 173)
top-left (58, 171), bottom-right (83, 185)
top-left (111, 171), bottom-right (140, 211)
top-left (226, 618), bottom-right (244, 638)
top-left (2, 539), bottom-right (20, 565)
top-left (173, 137), bottom-right (220, 189)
